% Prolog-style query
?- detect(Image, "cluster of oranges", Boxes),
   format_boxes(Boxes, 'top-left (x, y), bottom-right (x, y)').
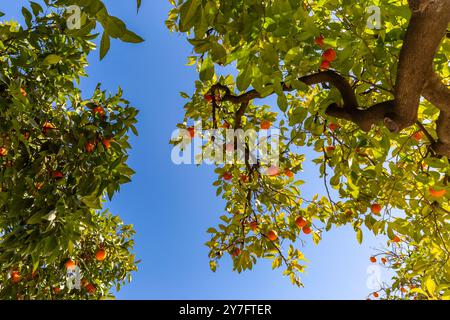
top-left (315, 36), bottom-right (337, 70)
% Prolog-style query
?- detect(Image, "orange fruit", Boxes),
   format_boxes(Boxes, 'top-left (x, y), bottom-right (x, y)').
top-left (93, 106), bottom-right (105, 117)
top-left (85, 283), bottom-right (96, 294)
top-left (392, 235), bottom-right (401, 243)
top-left (429, 188), bottom-right (446, 198)
top-left (53, 287), bottom-right (61, 294)
top-left (328, 123), bottom-right (338, 132)
top-left (187, 127), bottom-right (195, 139)
top-left (65, 259), bottom-right (76, 270)
top-left (260, 120), bottom-right (272, 130)
top-left (295, 217), bottom-right (307, 228)
top-left (10, 271), bottom-right (21, 284)
top-left (240, 174), bottom-right (249, 183)
top-left (412, 132), bottom-right (423, 142)
top-left (381, 257), bottom-right (387, 264)
top-left (0, 146), bottom-right (8, 157)
top-left (370, 256), bottom-right (377, 263)
top-left (371, 203), bottom-right (382, 215)
top-left (85, 142), bottom-right (96, 153)
top-left (302, 225), bottom-right (312, 234)
top-left (267, 230), bottom-right (278, 241)
top-left (95, 249), bottom-right (106, 261)
top-left (326, 146), bottom-right (335, 152)
top-left (322, 48), bottom-right (337, 62)
top-left (249, 221), bottom-right (258, 232)
top-left (42, 121), bottom-right (56, 135)
top-left (315, 35), bottom-right (325, 47)
top-left (320, 60), bottom-right (331, 70)
top-left (52, 171), bottom-right (64, 180)
top-left (204, 94), bottom-right (213, 103)
top-left (102, 138), bottom-right (111, 150)
top-left (20, 87), bottom-right (27, 97)
top-left (267, 165), bottom-right (279, 177)
top-left (231, 248), bottom-right (241, 257)
top-left (284, 169), bottom-right (294, 178)
top-left (373, 292), bottom-right (379, 298)
top-left (223, 172), bottom-right (233, 181)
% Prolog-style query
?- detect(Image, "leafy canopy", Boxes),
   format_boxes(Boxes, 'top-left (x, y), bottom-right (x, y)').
top-left (0, 0), bottom-right (142, 299)
top-left (167, 0), bottom-right (450, 299)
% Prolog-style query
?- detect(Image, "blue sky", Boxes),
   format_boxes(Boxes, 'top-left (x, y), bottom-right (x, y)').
top-left (3, 1), bottom-right (392, 300)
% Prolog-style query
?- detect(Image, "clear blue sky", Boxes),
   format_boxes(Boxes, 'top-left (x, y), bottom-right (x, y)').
top-left (3, 1), bottom-right (392, 300)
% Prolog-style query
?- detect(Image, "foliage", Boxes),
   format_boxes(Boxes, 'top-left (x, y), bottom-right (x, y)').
top-left (0, 0), bottom-right (142, 299)
top-left (167, 0), bottom-right (450, 299)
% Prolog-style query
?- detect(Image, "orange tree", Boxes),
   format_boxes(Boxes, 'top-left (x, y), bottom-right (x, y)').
top-left (0, 0), bottom-right (142, 299)
top-left (168, 0), bottom-right (450, 299)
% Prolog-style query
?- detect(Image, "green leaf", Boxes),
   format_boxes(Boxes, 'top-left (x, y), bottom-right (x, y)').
top-left (121, 30), bottom-right (144, 43)
top-left (199, 56), bottom-right (214, 81)
top-left (179, 0), bottom-right (201, 32)
top-left (356, 229), bottom-right (363, 244)
top-left (236, 63), bottom-right (253, 92)
top-left (105, 16), bottom-right (126, 39)
top-left (27, 212), bottom-right (42, 225)
top-left (43, 54), bottom-right (62, 65)
top-left (100, 32), bottom-right (111, 60)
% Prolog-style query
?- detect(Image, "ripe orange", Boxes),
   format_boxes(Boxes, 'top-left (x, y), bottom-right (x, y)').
top-left (102, 138), bottom-right (111, 150)
top-left (326, 146), bottom-right (335, 152)
top-left (0, 146), bottom-right (8, 157)
top-left (249, 221), bottom-right (258, 232)
top-left (373, 292), bottom-right (379, 298)
top-left (10, 271), bottom-right (21, 284)
top-left (53, 287), bottom-right (61, 294)
top-left (204, 94), bottom-right (213, 103)
top-left (42, 121), bottom-right (56, 135)
top-left (381, 257), bottom-right (387, 264)
top-left (412, 132), bottom-right (423, 142)
top-left (267, 230), bottom-right (278, 241)
top-left (302, 225), bottom-right (312, 234)
top-left (93, 106), bottom-right (105, 117)
top-left (85, 142), bottom-right (96, 153)
top-left (322, 48), bottom-right (337, 62)
top-left (260, 120), bottom-right (272, 130)
top-left (223, 172), bottom-right (233, 181)
top-left (315, 35), bottom-right (325, 47)
top-left (267, 165), bottom-right (279, 177)
top-left (95, 249), bottom-right (106, 261)
top-left (240, 174), bottom-right (249, 183)
top-left (284, 169), bottom-right (294, 178)
top-left (328, 123), bottom-right (338, 132)
top-left (392, 235), bottom-right (401, 243)
top-left (400, 287), bottom-right (407, 293)
top-left (320, 60), bottom-right (331, 70)
top-left (429, 188), bottom-right (446, 198)
top-left (371, 203), bottom-right (382, 215)
top-left (187, 127), bottom-right (195, 139)
top-left (370, 256), bottom-right (377, 263)
top-left (295, 217), bottom-right (307, 228)
top-left (231, 248), bottom-right (241, 257)
top-left (85, 283), bottom-right (96, 294)
top-left (65, 259), bottom-right (76, 270)
top-left (52, 171), bottom-right (64, 180)
top-left (20, 87), bottom-right (27, 97)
